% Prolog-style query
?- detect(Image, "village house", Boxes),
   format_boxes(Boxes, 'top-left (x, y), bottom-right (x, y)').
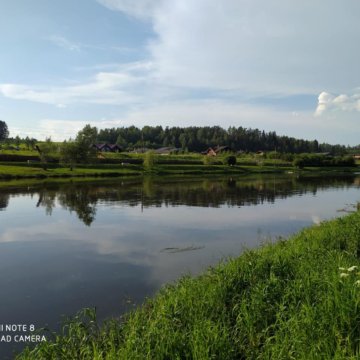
top-left (202, 145), bottom-right (232, 156)
top-left (92, 143), bottom-right (122, 152)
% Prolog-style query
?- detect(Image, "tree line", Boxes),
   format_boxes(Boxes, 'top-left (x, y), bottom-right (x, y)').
top-left (98, 125), bottom-right (351, 154)
top-left (1, 119), bottom-right (358, 155)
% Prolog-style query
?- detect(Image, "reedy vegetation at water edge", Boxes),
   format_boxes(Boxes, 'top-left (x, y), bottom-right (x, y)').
top-left (18, 211), bottom-right (360, 359)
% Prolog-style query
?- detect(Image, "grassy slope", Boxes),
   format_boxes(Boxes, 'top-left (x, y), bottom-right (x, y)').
top-left (0, 164), bottom-right (142, 179)
top-left (18, 210), bottom-right (360, 359)
top-left (0, 151), bottom-right (358, 180)
top-left (0, 163), bottom-right (283, 180)
top-left (0, 162), bottom-right (357, 181)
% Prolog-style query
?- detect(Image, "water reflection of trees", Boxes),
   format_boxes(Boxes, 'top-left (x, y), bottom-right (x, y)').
top-left (35, 184), bottom-right (97, 226)
top-left (57, 185), bottom-right (97, 226)
top-left (0, 175), bottom-right (358, 226)
top-left (36, 190), bottom-right (56, 215)
top-left (0, 193), bottom-right (9, 211)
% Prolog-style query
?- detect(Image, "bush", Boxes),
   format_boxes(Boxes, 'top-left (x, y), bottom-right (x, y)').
top-left (293, 157), bottom-right (305, 168)
top-left (224, 155), bottom-right (237, 166)
top-left (293, 154), bottom-right (356, 168)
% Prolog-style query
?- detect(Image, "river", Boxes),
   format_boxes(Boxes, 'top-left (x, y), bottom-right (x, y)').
top-left (0, 174), bottom-right (359, 357)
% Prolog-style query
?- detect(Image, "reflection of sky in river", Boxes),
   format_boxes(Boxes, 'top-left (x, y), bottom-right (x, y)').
top-left (0, 177), bottom-right (359, 356)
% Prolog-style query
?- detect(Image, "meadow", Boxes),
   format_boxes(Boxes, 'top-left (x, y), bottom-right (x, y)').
top-left (0, 146), bottom-right (358, 181)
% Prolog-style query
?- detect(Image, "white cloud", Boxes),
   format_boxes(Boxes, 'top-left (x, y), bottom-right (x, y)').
top-left (98, 0), bottom-right (360, 95)
top-left (0, 67), bottom-right (147, 106)
top-left (315, 92), bottom-right (335, 116)
top-left (5, 1), bottom-right (360, 108)
top-left (315, 91), bottom-right (360, 116)
top-left (37, 119), bottom-right (126, 140)
top-left (12, 117), bottom-right (140, 141)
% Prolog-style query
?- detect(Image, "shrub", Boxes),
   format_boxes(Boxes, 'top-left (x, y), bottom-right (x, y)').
top-left (224, 155), bottom-right (237, 166)
top-left (293, 153), bottom-right (356, 168)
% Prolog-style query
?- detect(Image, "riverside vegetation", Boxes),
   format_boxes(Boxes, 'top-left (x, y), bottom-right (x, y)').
top-left (0, 123), bottom-right (359, 180)
top-left (17, 209), bottom-right (360, 359)
top-left (0, 149), bottom-right (358, 181)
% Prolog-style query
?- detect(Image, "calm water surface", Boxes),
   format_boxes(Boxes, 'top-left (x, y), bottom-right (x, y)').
top-left (0, 174), bottom-right (359, 356)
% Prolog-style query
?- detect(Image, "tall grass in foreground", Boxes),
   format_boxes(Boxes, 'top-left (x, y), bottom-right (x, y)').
top-left (18, 211), bottom-right (360, 359)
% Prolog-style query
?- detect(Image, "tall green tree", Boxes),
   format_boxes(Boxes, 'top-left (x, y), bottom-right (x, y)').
top-left (60, 141), bottom-right (79, 170)
top-left (14, 135), bottom-right (21, 147)
top-left (75, 124), bottom-right (98, 163)
top-left (0, 120), bottom-right (9, 141)
top-left (36, 137), bottom-right (56, 170)
top-left (24, 136), bottom-right (31, 150)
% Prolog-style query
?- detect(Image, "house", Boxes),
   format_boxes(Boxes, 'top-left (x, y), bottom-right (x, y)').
top-left (92, 143), bottom-right (122, 152)
top-left (353, 154), bottom-right (360, 160)
top-left (202, 148), bottom-right (217, 156)
top-left (108, 144), bottom-right (122, 152)
top-left (202, 145), bottom-right (232, 156)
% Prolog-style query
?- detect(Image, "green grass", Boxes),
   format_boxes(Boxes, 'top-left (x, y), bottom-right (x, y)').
top-left (0, 149), bottom-right (39, 156)
top-left (0, 163), bottom-right (285, 181)
top-left (0, 164), bottom-right (142, 180)
top-left (0, 154), bottom-right (358, 182)
top-left (17, 210), bottom-right (360, 359)
top-left (0, 163), bottom-right (357, 182)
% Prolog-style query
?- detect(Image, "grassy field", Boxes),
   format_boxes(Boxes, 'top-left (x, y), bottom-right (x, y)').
top-left (17, 209), bottom-right (360, 359)
top-left (0, 158), bottom-right (289, 180)
top-left (0, 162), bottom-right (357, 181)
top-left (0, 155), bottom-right (358, 181)
top-left (0, 163), bottom-right (143, 179)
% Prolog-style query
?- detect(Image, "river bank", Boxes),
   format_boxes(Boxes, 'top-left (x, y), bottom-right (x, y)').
top-left (0, 161), bottom-right (358, 183)
top-left (17, 208), bottom-right (360, 359)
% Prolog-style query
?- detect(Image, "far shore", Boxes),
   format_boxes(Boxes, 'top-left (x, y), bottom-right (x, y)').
top-left (0, 162), bottom-right (359, 184)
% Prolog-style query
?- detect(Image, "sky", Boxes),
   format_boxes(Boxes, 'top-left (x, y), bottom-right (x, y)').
top-left (0, 0), bottom-right (360, 145)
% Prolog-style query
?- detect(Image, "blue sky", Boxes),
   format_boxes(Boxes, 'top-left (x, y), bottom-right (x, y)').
top-left (1, 0), bottom-right (360, 145)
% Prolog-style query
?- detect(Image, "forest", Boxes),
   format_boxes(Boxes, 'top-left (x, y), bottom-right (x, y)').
top-left (97, 125), bottom-right (352, 154)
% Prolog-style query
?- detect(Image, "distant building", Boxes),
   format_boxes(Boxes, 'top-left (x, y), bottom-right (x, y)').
top-left (202, 148), bottom-right (217, 156)
top-left (92, 143), bottom-right (122, 152)
top-left (353, 154), bottom-right (360, 160)
top-left (202, 146), bottom-right (232, 156)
